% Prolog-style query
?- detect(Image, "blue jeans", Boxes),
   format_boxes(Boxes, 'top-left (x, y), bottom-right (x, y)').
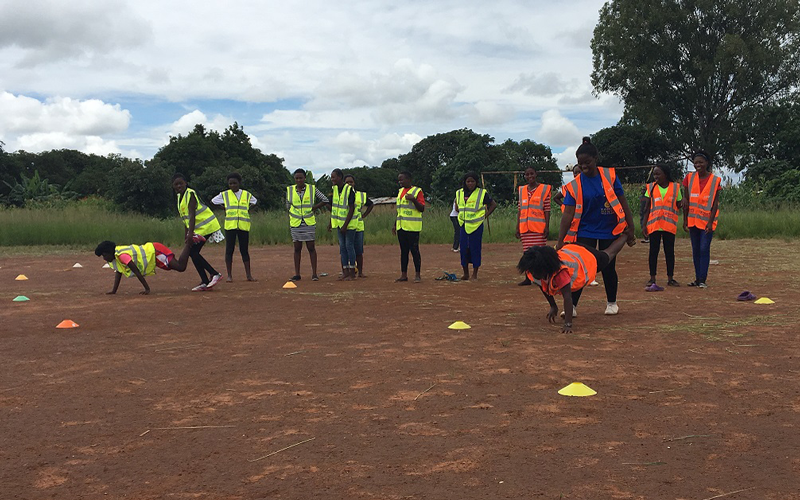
top-left (689, 227), bottom-right (714, 283)
top-left (354, 231), bottom-right (364, 256)
top-left (338, 229), bottom-right (357, 268)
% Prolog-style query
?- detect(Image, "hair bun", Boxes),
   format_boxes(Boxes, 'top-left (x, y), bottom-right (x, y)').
top-left (581, 136), bottom-right (591, 144)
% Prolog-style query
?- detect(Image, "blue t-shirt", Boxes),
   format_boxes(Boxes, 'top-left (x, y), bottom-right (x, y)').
top-left (563, 173), bottom-right (625, 239)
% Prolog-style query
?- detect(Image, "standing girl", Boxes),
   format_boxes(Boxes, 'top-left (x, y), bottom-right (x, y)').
top-left (344, 174), bottom-right (374, 278)
top-left (516, 166), bottom-right (552, 285)
top-left (557, 138), bottom-right (636, 316)
top-left (449, 197), bottom-right (460, 253)
top-left (172, 173), bottom-right (224, 292)
top-left (212, 172), bottom-right (257, 282)
top-left (392, 171), bottom-right (424, 282)
top-left (642, 164), bottom-right (682, 288)
top-left (682, 150), bottom-right (721, 288)
top-left (287, 169), bottom-right (329, 281)
top-left (455, 172), bottom-right (497, 281)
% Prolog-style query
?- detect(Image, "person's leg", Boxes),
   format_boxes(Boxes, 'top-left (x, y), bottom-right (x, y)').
top-left (648, 231), bottom-right (662, 282)
top-left (398, 229), bottom-right (410, 280)
top-left (450, 216), bottom-right (460, 250)
top-left (224, 229), bottom-right (237, 281)
top-left (663, 232), bottom-right (676, 280)
top-left (571, 288), bottom-right (584, 307)
top-left (698, 230), bottom-right (714, 284)
top-left (239, 230), bottom-right (254, 281)
top-left (470, 224), bottom-right (483, 279)
top-left (344, 229), bottom-right (356, 280)
top-left (307, 240), bottom-right (318, 278)
top-left (460, 226), bottom-right (470, 280)
top-left (409, 231), bottom-right (422, 281)
top-left (168, 240), bottom-right (193, 271)
top-left (355, 231), bottom-right (365, 277)
top-left (597, 238), bottom-right (619, 303)
top-left (190, 240), bottom-right (210, 285)
top-left (689, 227), bottom-right (702, 283)
top-left (337, 230), bottom-right (349, 279)
top-left (293, 240), bottom-right (303, 279)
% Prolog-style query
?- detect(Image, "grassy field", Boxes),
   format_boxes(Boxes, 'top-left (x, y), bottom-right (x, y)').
top-left (1, 202), bottom-right (799, 250)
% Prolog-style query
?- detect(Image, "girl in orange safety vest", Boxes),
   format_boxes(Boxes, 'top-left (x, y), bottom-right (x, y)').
top-left (517, 233), bottom-right (629, 334)
top-left (516, 166), bottom-right (552, 286)
top-left (557, 138), bottom-right (636, 317)
top-left (681, 150), bottom-right (721, 288)
top-left (642, 164), bottom-right (682, 289)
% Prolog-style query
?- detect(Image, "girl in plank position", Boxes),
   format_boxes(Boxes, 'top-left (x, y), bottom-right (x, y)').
top-left (517, 233), bottom-right (629, 334)
top-left (95, 239), bottom-right (193, 295)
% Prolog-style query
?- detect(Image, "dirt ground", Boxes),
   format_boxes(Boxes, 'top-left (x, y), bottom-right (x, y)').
top-left (1, 239), bottom-right (799, 500)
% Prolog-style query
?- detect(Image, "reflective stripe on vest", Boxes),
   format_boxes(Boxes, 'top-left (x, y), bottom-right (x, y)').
top-left (178, 187), bottom-right (221, 236)
top-left (111, 243), bottom-right (157, 278)
top-left (687, 173), bottom-right (720, 231)
top-left (565, 167), bottom-right (626, 243)
top-left (331, 184), bottom-right (357, 229)
top-left (396, 186), bottom-right (423, 232)
top-left (457, 187), bottom-right (487, 234)
top-left (645, 182), bottom-right (680, 234)
top-left (287, 185), bottom-right (316, 227)
top-left (355, 191), bottom-right (367, 231)
top-left (223, 190), bottom-right (252, 231)
top-left (519, 184), bottom-right (551, 234)
top-left (539, 244), bottom-right (597, 295)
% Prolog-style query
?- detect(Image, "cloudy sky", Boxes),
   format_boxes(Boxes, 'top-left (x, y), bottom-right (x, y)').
top-left (0, 0), bottom-right (623, 176)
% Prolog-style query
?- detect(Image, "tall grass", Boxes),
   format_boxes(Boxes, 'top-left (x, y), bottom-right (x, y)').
top-left (1, 201), bottom-right (799, 247)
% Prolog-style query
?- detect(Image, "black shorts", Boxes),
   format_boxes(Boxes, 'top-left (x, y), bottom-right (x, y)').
top-left (575, 243), bottom-right (611, 273)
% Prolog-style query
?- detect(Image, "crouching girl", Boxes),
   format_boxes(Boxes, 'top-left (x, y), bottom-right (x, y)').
top-left (95, 239), bottom-right (192, 295)
top-left (517, 234), bottom-right (628, 333)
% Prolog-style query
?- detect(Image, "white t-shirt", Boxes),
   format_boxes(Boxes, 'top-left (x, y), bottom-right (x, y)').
top-left (212, 190), bottom-right (258, 206)
top-left (449, 199), bottom-right (458, 217)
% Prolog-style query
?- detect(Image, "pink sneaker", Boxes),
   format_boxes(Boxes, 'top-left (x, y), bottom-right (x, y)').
top-left (206, 274), bottom-right (222, 289)
top-left (192, 233), bottom-right (206, 244)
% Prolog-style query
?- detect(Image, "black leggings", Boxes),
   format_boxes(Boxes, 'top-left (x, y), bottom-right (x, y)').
top-left (397, 229), bottom-right (421, 273)
top-left (648, 231), bottom-right (675, 277)
top-left (571, 237), bottom-right (618, 306)
top-left (450, 216), bottom-right (460, 250)
top-left (190, 239), bottom-right (219, 285)
top-left (225, 229), bottom-right (250, 261)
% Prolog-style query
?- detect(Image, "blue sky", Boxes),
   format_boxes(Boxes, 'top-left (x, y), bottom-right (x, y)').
top-left (0, 0), bottom-right (623, 177)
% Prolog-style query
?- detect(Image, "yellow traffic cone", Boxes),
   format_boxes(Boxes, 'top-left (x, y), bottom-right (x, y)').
top-left (448, 321), bottom-right (471, 330)
top-left (15, 274), bottom-right (28, 281)
top-left (282, 281), bottom-right (297, 289)
top-left (754, 297), bottom-right (775, 304)
top-left (558, 382), bottom-right (597, 397)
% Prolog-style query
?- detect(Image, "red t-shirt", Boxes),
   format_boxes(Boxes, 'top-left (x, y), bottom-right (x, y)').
top-left (400, 187), bottom-right (425, 206)
top-left (550, 268), bottom-right (572, 292)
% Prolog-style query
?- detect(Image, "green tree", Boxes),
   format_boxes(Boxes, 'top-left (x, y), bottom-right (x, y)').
top-left (342, 166), bottom-right (399, 198)
top-left (592, 0), bottom-right (800, 166)
top-left (489, 139), bottom-right (561, 203)
top-left (590, 123), bottom-right (682, 183)
top-left (108, 158), bottom-right (173, 217)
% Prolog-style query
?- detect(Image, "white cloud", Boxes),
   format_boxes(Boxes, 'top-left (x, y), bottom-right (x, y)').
top-left (537, 109), bottom-right (582, 147)
top-left (16, 132), bottom-right (120, 156)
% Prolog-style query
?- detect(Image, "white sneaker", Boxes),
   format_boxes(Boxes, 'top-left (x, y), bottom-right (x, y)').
top-left (605, 302), bottom-right (619, 315)
top-left (191, 284), bottom-right (208, 292)
top-left (589, 280), bottom-right (599, 286)
top-left (206, 274), bottom-right (222, 289)
top-left (560, 307), bottom-right (578, 318)
top-left (452, 248), bottom-right (460, 253)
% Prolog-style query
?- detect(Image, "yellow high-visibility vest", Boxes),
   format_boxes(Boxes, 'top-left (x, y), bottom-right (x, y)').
top-left (111, 243), bottom-right (157, 278)
top-left (287, 185), bottom-right (316, 227)
top-left (456, 187), bottom-right (487, 234)
top-left (223, 190), bottom-right (252, 231)
top-left (331, 184), bottom-right (358, 230)
top-left (177, 187), bottom-right (221, 236)
top-left (354, 191), bottom-right (367, 231)
top-left (395, 186), bottom-right (423, 232)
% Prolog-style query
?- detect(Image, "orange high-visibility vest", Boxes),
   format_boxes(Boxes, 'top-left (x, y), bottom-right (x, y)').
top-left (645, 182), bottom-right (680, 234)
top-left (528, 244), bottom-right (598, 296)
top-left (686, 172), bottom-right (720, 231)
top-left (518, 184), bottom-right (552, 234)
top-left (564, 167), bottom-right (626, 243)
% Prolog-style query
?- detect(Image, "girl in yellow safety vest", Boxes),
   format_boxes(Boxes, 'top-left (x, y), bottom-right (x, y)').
top-left (642, 164), bottom-right (682, 289)
top-left (212, 172), bottom-right (257, 282)
top-left (681, 150), bottom-right (721, 288)
top-left (392, 171), bottom-right (425, 282)
top-left (344, 174), bottom-right (374, 278)
top-left (517, 233), bottom-right (629, 334)
top-left (95, 238), bottom-right (193, 295)
top-left (172, 173), bottom-right (224, 292)
top-left (287, 169), bottom-right (329, 282)
top-left (516, 166), bottom-right (552, 286)
top-left (455, 172), bottom-right (497, 280)
top-left (557, 138), bottom-right (636, 316)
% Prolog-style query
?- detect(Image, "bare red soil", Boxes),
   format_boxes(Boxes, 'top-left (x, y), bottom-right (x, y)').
top-left (1, 240), bottom-right (798, 499)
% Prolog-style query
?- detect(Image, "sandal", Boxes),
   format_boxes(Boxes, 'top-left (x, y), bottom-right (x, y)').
top-left (394, 277), bottom-right (408, 282)
top-left (646, 278), bottom-right (656, 286)
top-left (687, 281), bottom-right (698, 287)
top-left (645, 283), bottom-right (664, 292)
top-left (312, 275), bottom-right (319, 281)
top-left (667, 279), bottom-right (680, 287)
top-left (290, 275), bottom-right (301, 281)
